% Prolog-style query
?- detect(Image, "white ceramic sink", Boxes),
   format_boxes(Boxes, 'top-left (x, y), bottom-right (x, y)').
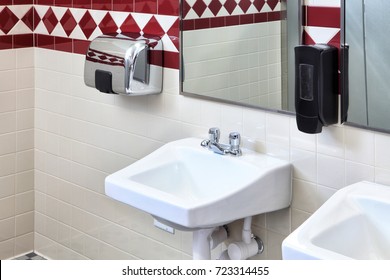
top-left (282, 181), bottom-right (390, 260)
top-left (105, 138), bottom-right (291, 230)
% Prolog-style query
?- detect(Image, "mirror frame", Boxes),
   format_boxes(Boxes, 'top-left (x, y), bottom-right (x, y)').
top-left (179, 0), bottom-right (302, 116)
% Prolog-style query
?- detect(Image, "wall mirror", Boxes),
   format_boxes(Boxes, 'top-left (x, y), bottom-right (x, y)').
top-left (180, 0), bottom-right (301, 113)
top-left (343, 0), bottom-right (390, 132)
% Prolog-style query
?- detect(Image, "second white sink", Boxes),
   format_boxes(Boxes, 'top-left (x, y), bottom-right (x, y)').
top-left (282, 181), bottom-right (390, 260)
top-left (105, 138), bottom-right (291, 230)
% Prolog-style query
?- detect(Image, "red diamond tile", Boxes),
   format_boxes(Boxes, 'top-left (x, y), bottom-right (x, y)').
top-left (224, 0), bottom-right (238, 15)
top-left (253, 0), bottom-right (266, 12)
top-left (266, 0), bottom-right (279, 11)
top-left (21, 7), bottom-right (39, 31)
top-left (119, 14), bottom-right (141, 33)
top-left (0, 7), bottom-right (19, 34)
top-left (60, 9), bottom-right (77, 37)
top-left (303, 30), bottom-right (315, 45)
top-left (79, 11), bottom-right (97, 39)
top-left (167, 18), bottom-right (179, 51)
top-left (143, 16), bottom-right (165, 37)
top-left (42, 7), bottom-right (59, 34)
top-left (192, 0), bottom-right (207, 17)
top-left (328, 31), bottom-right (340, 47)
top-left (99, 13), bottom-right (118, 34)
top-left (182, 0), bottom-right (192, 19)
top-left (208, 0), bottom-right (223, 16)
top-left (239, 0), bottom-right (252, 13)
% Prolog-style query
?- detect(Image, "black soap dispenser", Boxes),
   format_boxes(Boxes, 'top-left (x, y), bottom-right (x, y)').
top-left (295, 44), bottom-right (339, 134)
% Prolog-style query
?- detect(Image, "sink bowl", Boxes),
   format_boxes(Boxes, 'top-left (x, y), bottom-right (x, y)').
top-left (105, 138), bottom-right (291, 230)
top-left (282, 181), bottom-right (390, 260)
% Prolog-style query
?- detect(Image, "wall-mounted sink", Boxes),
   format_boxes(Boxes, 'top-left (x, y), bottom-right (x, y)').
top-left (105, 138), bottom-right (291, 231)
top-left (282, 181), bottom-right (390, 260)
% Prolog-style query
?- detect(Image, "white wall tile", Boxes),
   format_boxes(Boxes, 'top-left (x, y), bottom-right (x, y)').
top-left (16, 149), bottom-right (34, 173)
top-left (0, 154), bottom-right (16, 177)
top-left (306, 0), bottom-right (340, 7)
top-left (0, 91), bottom-right (16, 113)
top-left (266, 113), bottom-right (290, 146)
top-left (10, 42), bottom-right (390, 261)
top-left (16, 170), bottom-right (34, 194)
top-left (17, 89), bottom-right (34, 110)
top-left (317, 154), bottom-right (345, 189)
top-left (0, 196), bottom-right (15, 220)
top-left (345, 127), bottom-right (375, 165)
top-left (375, 133), bottom-right (390, 170)
top-left (0, 112), bottom-right (16, 134)
top-left (16, 48), bottom-right (34, 69)
top-left (15, 191), bottom-right (34, 215)
top-left (0, 239), bottom-right (15, 259)
top-left (291, 149), bottom-right (317, 183)
top-left (17, 68), bottom-right (34, 90)
top-left (316, 185), bottom-right (337, 207)
top-left (290, 120), bottom-right (316, 152)
top-left (0, 50), bottom-right (16, 71)
top-left (345, 161), bottom-right (375, 186)
top-left (292, 179), bottom-right (319, 213)
top-left (0, 218), bottom-right (15, 242)
top-left (0, 133), bottom-right (16, 155)
top-left (0, 72), bottom-right (16, 93)
top-left (15, 211), bottom-right (34, 236)
top-left (317, 125), bottom-right (344, 158)
top-left (17, 109), bottom-right (34, 130)
top-left (375, 168), bottom-right (390, 186)
top-left (14, 232), bottom-right (34, 256)
top-left (0, 175), bottom-right (15, 199)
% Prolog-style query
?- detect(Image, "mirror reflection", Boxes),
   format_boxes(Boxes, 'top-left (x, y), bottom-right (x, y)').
top-left (344, 0), bottom-right (390, 131)
top-left (180, 0), bottom-right (290, 111)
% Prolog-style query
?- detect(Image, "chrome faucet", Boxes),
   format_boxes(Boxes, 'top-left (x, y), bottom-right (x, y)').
top-left (201, 127), bottom-right (242, 156)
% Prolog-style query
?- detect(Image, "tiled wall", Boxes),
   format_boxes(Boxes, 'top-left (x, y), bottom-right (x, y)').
top-left (0, 48), bottom-right (34, 259)
top-left (4, 0), bottom-right (390, 260)
top-left (32, 48), bottom-right (390, 260)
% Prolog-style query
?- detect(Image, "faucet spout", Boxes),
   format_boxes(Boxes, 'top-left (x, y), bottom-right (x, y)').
top-left (208, 142), bottom-right (230, 155)
top-left (200, 128), bottom-right (242, 156)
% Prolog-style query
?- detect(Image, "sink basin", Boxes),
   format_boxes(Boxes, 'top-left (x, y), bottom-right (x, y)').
top-left (282, 181), bottom-right (390, 260)
top-left (105, 138), bottom-right (291, 230)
